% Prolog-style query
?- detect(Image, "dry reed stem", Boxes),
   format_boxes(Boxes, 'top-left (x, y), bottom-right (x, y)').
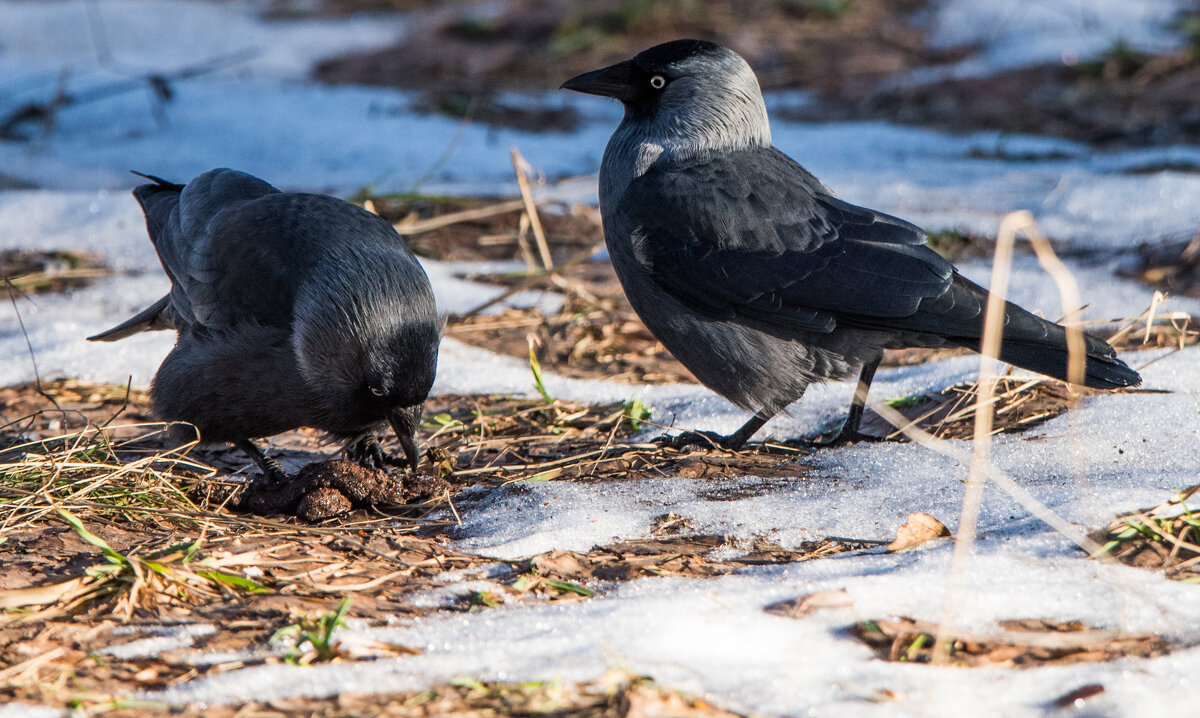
top-left (915, 211), bottom-right (1092, 672)
top-left (928, 210), bottom-right (1022, 666)
top-left (453, 241), bottom-right (604, 319)
top-left (391, 198), bottom-right (531, 235)
top-left (514, 210), bottom-right (538, 270)
top-left (511, 147), bottom-right (553, 270)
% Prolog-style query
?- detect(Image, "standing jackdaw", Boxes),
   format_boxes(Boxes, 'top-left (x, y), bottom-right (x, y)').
top-left (90, 169), bottom-right (439, 478)
top-left (562, 40), bottom-right (1140, 448)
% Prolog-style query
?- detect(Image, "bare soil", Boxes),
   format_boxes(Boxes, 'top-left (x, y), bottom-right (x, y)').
top-left (1, 249), bottom-right (111, 298)
top-left (309, 0), bottom-right (950, 130)
top-left (374, 194), bottom-right (602, 263)
top-left (1123, 234), bottom-right (1200, 297)
top-left (300, 0), bottom-right (1200, 145)
top-left (851, 617), bottom-right (1173, 667)
top-left (100, 671), bottom-right (742, 717)
top-left (1093, 484), bottom-right (1200, 581)
top-left (825, 45), bottom-right (1200, 147)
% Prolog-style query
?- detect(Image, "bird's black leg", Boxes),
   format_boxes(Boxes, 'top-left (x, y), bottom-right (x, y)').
top-left (657, 412), bottom-right (771, 451)
top-left (346, 434), bottom-right (409, 470)
top-left (237, 439), bottom-right (290, 483)
top-left (823, 357), bottom-right (883, 446)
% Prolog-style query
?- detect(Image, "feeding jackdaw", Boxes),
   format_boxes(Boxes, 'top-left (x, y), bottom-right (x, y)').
top-left (89, 169), bottom-right (439, 478)
top-left (562, 40), bottom-right (1140, 448)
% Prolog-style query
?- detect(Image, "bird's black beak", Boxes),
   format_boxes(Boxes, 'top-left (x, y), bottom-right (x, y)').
top-left (561, 60), bottom-right (636, 102)
top-left (388, 406), bottom-right (422, 472)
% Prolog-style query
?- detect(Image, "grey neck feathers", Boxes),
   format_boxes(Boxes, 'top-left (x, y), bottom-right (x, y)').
top-left (291, 250), bottom-right (436, 393)
top-left (600, 63), bottom-right (771, 203)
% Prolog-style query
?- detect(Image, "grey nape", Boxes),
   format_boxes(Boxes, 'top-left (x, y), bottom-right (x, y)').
top-left (562, 40), bottom-right (1140, 449)
top-left (90, 169), bottom-right (439, 477)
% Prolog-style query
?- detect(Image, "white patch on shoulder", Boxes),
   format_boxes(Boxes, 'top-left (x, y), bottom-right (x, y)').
top-left (636, 143), bottom-right (664, 176)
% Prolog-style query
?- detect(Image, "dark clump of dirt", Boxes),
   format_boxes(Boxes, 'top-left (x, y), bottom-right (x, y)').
top-left (234, 460), bottom-right (450, 521)
top-left (851, 616), bottom-right (1173, 667)
top-left (1, 249), bottom-right (111, 298)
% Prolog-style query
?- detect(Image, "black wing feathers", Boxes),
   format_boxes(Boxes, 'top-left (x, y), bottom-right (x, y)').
top-left (621, 146), bottom-right (1140, 389)
top-left (628, 146), bottom-right (951, 330)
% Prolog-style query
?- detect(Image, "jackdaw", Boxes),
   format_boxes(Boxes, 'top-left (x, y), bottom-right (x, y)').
top-left (89, 169), bottom-right (440, 478)
top-left (562, 40), bottom-right (1140, 448)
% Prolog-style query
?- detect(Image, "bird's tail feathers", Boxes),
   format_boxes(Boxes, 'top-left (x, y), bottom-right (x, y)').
top-left (87, 295), bottom-right (174, 342)
top-left (131, 172), bottom-right (184, 246)
top-left (934, 276), bottom-right (1141, 389)
top-left (130, 170), bottom-right (184, 190)
top-left (990, 339), bottom-right (1141, 389)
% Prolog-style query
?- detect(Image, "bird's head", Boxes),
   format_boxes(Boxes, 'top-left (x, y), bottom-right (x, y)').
top-left (355, 323), bottom-right (439, 471)
top-left (561, 39), bottom-right (771, 158)
top-left (293, 253), bottom-right (440, 471)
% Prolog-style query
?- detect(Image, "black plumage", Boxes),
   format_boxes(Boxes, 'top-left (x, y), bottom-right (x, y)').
top-left (90, 169), bottom-right (440, 477)
top-left (563, 40), bottom-right (1139, 448)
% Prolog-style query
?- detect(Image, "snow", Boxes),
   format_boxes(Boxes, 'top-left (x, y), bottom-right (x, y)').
top-left (4, 1), bottom-right (1200, 716)
top-left (4, 3), bottom-right (1200, 248)
top-left (101, 624), bottom-right (218, 660)
top-left (909, 0), bottom-right (1192, 81)
top-left (0, 0), bottom-right (404, 81)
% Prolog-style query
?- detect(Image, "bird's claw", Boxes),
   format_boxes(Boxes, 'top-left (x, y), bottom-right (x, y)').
top-left (261, 459), bottom-right (291, 484)
top-left (817, 428), bottom-right (881, 447)
top-left (347, 435), bottom-right (408, 470)
top-left (655, 430), bottom-right (743, 451)
top-left (237, 440), bottom-right (292, 484)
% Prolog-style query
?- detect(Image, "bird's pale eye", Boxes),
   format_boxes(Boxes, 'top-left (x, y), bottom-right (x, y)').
top-left (649, 75), bottom-right (666, 89)
top-left (369, 386), bottom-right (386, 397)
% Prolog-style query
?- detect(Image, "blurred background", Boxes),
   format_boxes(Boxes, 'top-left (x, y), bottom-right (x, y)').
top-left (3, 0), bottom-right (1200, 388)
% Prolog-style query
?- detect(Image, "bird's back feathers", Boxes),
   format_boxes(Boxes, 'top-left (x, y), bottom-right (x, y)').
top-left (92, 168), bottom-right (425, 339)
top-left (617, 145), bottom-right (1140, 389)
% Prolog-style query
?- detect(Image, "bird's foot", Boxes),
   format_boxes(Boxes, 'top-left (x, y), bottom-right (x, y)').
top-left (259, 455), bottom-right (291, 483)
top-left (237, 440), bottom-right (292, 484)
top-left (655, 430), bottom-right (745, 451)
top-left (346, 435), bottom-right (408, 470)
top-left (816, 428), bottom-right (882, 448)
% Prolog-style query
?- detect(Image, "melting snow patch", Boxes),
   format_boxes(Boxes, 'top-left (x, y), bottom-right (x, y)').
top-left (101, 623), bottom-right (217, 660)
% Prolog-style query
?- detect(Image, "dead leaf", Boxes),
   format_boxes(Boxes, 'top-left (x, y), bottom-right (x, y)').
top-left (530, 550), bottom-right (590, 580)
top-left (763, 589), bottom-right (854, 619)
top-left (1051, 683), bottom-right (1105, 709)
top-left (888, 512), bottom-right (952, 552)
top-left (0, 576), bottom-right (87, 609)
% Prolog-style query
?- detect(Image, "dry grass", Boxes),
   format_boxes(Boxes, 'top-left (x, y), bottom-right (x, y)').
top-left (1, 249), bottom-right (110, 297)
top-left (0, 509), bottom-right (269, 625)
top-left (513, 535), bottom-right (875, 586)
top-left (1093, 484), bottom-right (1200, 581)
top-left (91, 669), bottom-right (742, 717)
top-left (0, 422), bottom-right (215, 531)
top-left (851, 617), bottom-right (1172, 667)
top-left (859, 376), bottom-right (1079, 441)
top-left (369, 193), bottom-right (601, 264)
